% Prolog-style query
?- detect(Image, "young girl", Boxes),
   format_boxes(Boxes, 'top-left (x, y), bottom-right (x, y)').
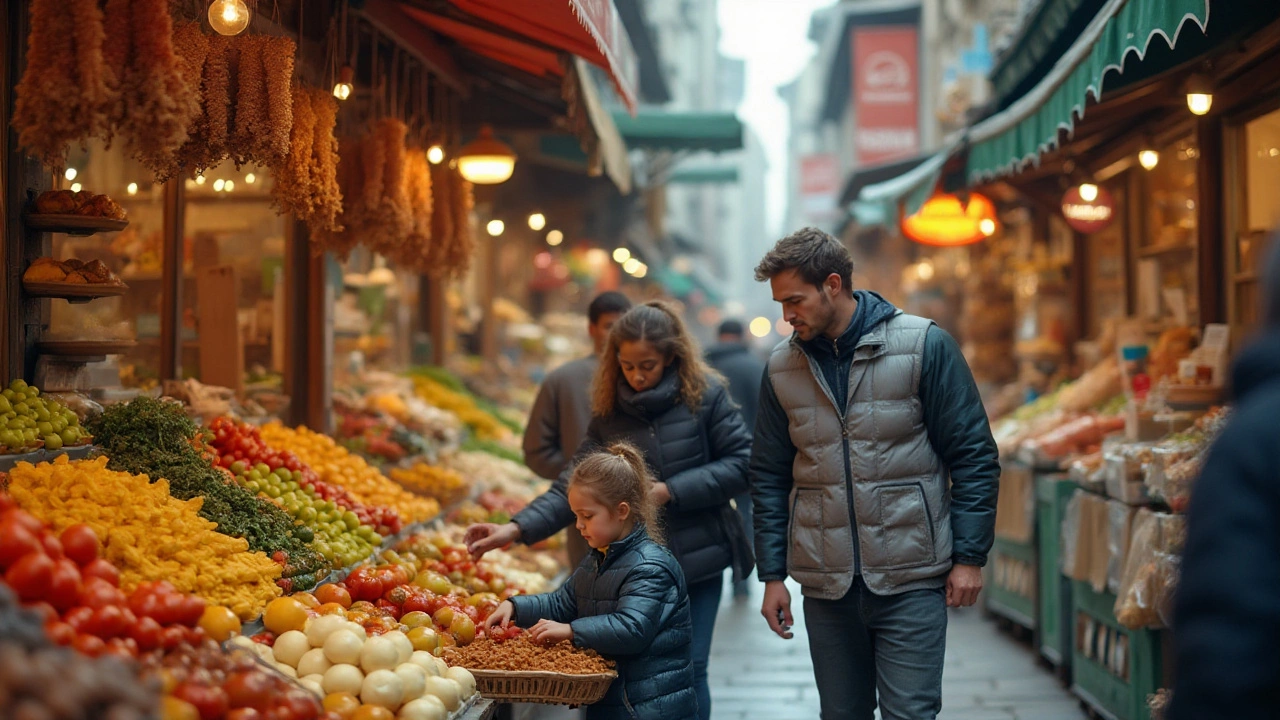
top-left (484, 443), bottom-right (698, 720)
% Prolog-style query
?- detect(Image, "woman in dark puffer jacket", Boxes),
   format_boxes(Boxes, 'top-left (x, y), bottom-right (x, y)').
top-left (466, 301), bottom-right (753, 720)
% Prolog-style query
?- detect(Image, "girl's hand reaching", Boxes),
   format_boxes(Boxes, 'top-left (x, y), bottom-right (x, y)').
top-left (484, 601), bottom-right (515, 632)
top-left (529, 619), bottom-right (574, 646)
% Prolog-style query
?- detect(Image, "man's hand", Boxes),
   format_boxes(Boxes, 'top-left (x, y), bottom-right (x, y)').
top-left (946, 564), bottom-right (983, 608)
top-left (650, 482), bottom-right (671, 506)
top-left (760, 580), bottom-right (794, 639)
top-left (528, 619), bottom-right (574, 646)
top-left (465, 522), bottom-right (521, 560)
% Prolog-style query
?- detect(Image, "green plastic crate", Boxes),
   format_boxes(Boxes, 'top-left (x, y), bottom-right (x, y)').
top-left (1036, 474), bottom-right (1079, 669)
top-left (1071, 580), bottom-right (1162, 720)
top-left (987, 536), bottom-right (1037, 631)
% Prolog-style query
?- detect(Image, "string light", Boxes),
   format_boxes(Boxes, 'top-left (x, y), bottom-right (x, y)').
top-left (427, 146), bottom-right (445, 165)
top-left (245, 173), bottom-right (256, 184)
top-left (546, 230), bottom-right (564, 246)
top-left (195, 175), bottom-right (207, 186)
top-left (126, 183), bottom-right (139, 195)
top-left (213, 179), bottom-right (226, 192)
top-left (69, 183), bottom-right (81, 193)
top-left (64, 168), bottom-right (77, 181)
top-left (486, 220), bottom-right (505, 237)
top-left (1138, 150), bottom-right (1160, 170)
top-left (613, 248), bottom-right (631, 263)
top-left (224, 180), bottom-right (235, 192)
top-left (528, 213), bottom-right (546, 231)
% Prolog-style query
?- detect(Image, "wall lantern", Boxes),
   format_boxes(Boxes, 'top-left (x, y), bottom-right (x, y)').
top-left (900, 193), bottom-right (999, 247)
top-left (456, 126), bottom-right (517, 184)
top-left (1186, 74), bottom-right (1213, 116)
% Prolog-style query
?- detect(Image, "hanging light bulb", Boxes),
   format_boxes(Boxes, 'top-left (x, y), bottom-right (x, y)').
top-left (1185, 74), bottom-right (1213, 116)
top-left (1079, 183), bottom-right (1099, 203)
top-left (427, 145), bottom-right (445, 165)
top-left (208, 0), bottom-right (251, 36)
top-left (1138, 149), bottom-right (1160, 171)
top-left (457, 126), bottom-right (517, 184)
top-left (224, 180), bottom-right (235, 192)
top-left (528, 213), bottom-right (546, 231)
top-left (979, 218), bottom-right (997, 237)
top-left (64, 168), bottom-right (77, 181)
top-left (126, 182), bottom-right (139, 195)
top-left (613, 248), bottom-right (631, 263)
top-left (333, 65), bottom-right (354, 101)
top-left (486, 220), bottom-right (505, 237)
top-left (69, 182), bottom-right (82, 193)
top-left (195, 175), bottom-right (207, 186)
top-left (213, 179), bottom-right (226, 192)
top-left (546, 230), bottom-right (564, 246)
top-left (245, 173), bottom-right (256, 184)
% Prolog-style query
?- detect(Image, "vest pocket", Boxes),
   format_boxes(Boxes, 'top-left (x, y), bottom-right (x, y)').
top-left (866, 482), bottom-right (936, 571)
top-left (788, 488), bottom-right (825, 571)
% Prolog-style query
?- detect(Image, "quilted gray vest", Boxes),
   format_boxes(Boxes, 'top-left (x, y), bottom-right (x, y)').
top-left (767, 312), bottom-right (953, 598)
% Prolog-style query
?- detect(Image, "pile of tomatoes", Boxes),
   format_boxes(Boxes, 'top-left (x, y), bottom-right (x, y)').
top-left (208, 417), bottom-right (402, 535)
top-left (153, 639), bottom-right (331, 720)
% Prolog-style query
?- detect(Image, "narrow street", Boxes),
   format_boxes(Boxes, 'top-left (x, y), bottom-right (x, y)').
top-left (527, 578), bottom-right (1086, 719)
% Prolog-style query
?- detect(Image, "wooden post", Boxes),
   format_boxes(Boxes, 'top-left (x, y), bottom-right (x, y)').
top-left (1196, 115), bottom-right (1225, 324)
top-left (160, 177), bottom-right (185, 380)
top-left (283, 219), bottom-right (332, 432)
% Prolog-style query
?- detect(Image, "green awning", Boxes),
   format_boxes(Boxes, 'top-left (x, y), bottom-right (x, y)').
top-left (853, 137), bottom-right (962, 226)
top-left (612, 111), bottom-right (744, 153)
top-left (668, 166), bottom-right (739, 184)
top-left (967, 0), bottom-right (1209, 184)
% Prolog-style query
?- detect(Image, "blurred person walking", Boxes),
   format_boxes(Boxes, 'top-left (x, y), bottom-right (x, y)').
top-left (706, 318), bottom-right (766, 599)
top-left (523, 291), bottom-right (632, 568)
top-left (1169, 240), bottom-right (1280, 720)
top-left (749, 228), bottom-right (999, 720)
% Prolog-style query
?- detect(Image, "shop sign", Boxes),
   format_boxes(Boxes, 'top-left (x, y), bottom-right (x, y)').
top-left (1061, 187), bottom-right (1116, 234)
top-left (853, 26), bottom-right (919, 166)
top-left (799, 154), bottom-right (840, 223)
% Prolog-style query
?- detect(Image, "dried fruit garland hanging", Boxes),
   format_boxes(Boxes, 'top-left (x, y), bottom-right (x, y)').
top-left (272, 87), bottom-right (343, 235)
top-left (117, 0), bottom-right (201, 174)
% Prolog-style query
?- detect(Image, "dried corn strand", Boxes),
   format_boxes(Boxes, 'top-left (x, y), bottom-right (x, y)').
top-left (446, 169), bottom-right (475, 277)
top-left (270, 85), bottom-right (315, 218)
top-left (71, 0), bottom-right (110, 139)
top-left (404, 148), bottom-right (433, 269)
top-left (308, 88), bottom-right (344, 234)
top-left (154, 22), bottom-right (211, 181)
top-left (126, 0), bottom-right (198, 173)
top-left (361, 127), bottom-right (387, 220)
top-left (232, 35), bottom-right (270, 167)
top-left (261, 36), bottom-right (296, 164)
top-left (426, 162), bottom-right (454, 275)
top-left (13, 0), bottom-right (82, 167)
top-left (378, 118), bottom-right (413, 255)
top-left (200, 35), bottom-right (232, 166)
top-left (101, 0), bottom-right (132, 140)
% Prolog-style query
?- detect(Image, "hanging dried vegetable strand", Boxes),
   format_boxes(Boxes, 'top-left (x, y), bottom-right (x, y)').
top-left (125, 0), bottom-right (199, 173)
top-left (426, 162), bottom-right (454, 274)
top-left (270, 85), bottom-right (316, 218)
top-left (101, 0), bottom-right (132, 142)
top-left (308, 88), bottom-right (344, 234)
top-left (261, 36), bottom-right (297, 164)
top-left (403, 148), bottom-right (433, 270)
top-left (13, 0), bottom-right (89, 167)
top-left (377, 118), bottom-right (413, 257)
top-left (446, 169), bottom-right (475, 277)
top-left (71, 0), bottom-right (110, 139)
top-left (232, 35), bottom-right (270, 167)
top-left (200, 35), bottom-right (232, 168)
top-left (153, 22), bottom-right (211, 181)
top-left (315, 135), bottom-right (366, 259)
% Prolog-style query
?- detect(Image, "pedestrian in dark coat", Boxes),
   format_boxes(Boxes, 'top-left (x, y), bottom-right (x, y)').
top-left (1170, 239), bottom-right (1280, 720)
top-left (486, 444), bottom-right (698, 720)
top-left (467, 301), bottom-right (753, 720)
top-left (705, 319), bottom-right (767, 598)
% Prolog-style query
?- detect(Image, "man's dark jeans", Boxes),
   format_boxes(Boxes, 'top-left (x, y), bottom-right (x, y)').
top-left (803, 578), bottom-right (947, 720)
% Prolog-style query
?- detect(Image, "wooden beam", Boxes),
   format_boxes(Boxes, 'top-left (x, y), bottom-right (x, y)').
top-left (159, 178), bottom-right (185, 380)
top-left (1196, 115), bottom-right (1225, 324)
top-left (359, 0), bottom-right (469, 96)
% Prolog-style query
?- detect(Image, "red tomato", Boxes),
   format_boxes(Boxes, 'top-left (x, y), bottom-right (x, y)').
top-left (0, 523), bottom-right (42, 569)
top-left (0, 495), bottom-right (14, 514)
top-left (64, 606), bottom-right (94, 632)
top-left (129, 589), bottom-right (160, 619)
top-left (375, 599), bottom-right (402, 620)
top-left (59, 525), bottom-right (99, 566)
top-left (402, 594), bottom-right (432, 615)
top-left (5, 551), bottom-right (54, 602)
top-left (80, 577), bottom-right (126, 609)
top-left (271, 691), bottom-right (321, 720)
top-left (184, 625), bottom-right (206, 646)
top-left (128, 616), bottom-right (164, 651)
top-left (39, 534), bottom-right (63, 560)
top-left (48, 558), bottom-right (83, 611)
top-left (173, 681), bottom-right (230, 720)
top-left (103, 636), bottom-right (139, 660)
top-left (24, 601), bottom-right (57, 625)
top-left (44, 620), bottom-right (75, 645)
top-left (346, 573), bottom-right (384, 602)
top-left (177, 594), bottom-right (207, 627)
top-left (88, 605), bottom-right (129, 639)
top-left (1, 509), bottom-right (44, 535)
top-left (223, 669), bottom-right (274, 710)
top-left (81, 558), bottom-right (120, 587)
top-left (161, 625), bottom-right (187, 651)
top-left (72, 633), bottom-right (105, 657)
top-left (385, 565), bottom-right (411, 588)
top-left (226, 710), bottom-right (263, 720)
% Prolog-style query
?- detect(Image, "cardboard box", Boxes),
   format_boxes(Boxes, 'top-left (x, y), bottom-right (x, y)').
top-left (995, 461), bottom-right (1035, 543)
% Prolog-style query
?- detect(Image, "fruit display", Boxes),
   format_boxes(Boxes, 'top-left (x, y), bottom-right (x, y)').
top-left (24, 256), bottom-right (128, 286)
top-left (88, 398), bottom-right (328, 590)
top-left (444, 635), bottom-right (614, 675)
top-left (147, 638), bottom-right (327, 720)
top-left (260, 423), bottom-right (439, 525)
top-left (0, 379), bottom-right (89, 454)
top-left (389, 463), bottom-right (468, 507)
top-left (8, 456), bottom-right (284, 619)
top-left (336, 408), bottom-right (410, 465)
top-left (31, 188), bottom-right (128, 219)
top-left (232, 620), bottom-right (477, 716)
top-left (409, 374), bottom-right (515, 444)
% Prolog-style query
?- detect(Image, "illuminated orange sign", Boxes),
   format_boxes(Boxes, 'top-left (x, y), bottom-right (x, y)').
top-left (901, 193), bottom-right (998, 247)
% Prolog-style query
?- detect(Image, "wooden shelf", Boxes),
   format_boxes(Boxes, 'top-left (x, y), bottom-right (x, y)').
top-left (23, 281), bottom-right (128, 303)
top-left (24, 214), bottom-right (128, 236)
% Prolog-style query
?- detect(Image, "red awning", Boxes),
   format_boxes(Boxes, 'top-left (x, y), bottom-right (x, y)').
top-left (398, 0), bottom-right (639, 114)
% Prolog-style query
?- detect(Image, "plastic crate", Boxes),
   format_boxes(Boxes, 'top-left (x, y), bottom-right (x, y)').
top-left (987, 535), bottom-right (1037, 631)
top-left (1036, 473), bottom-right (1079, 672)
top-left (1071, 581), bottom-right (1162, 720)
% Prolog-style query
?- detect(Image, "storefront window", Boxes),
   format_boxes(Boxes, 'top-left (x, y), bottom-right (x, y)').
top-left (47, 140), bottom-right (165, 390)
top-left (1088, 180), bottom-right (1128, 338)
top-left (1233, 107), bottom-right (1280, 331)
top-left (1136, 135), bottom-right (1199, 325)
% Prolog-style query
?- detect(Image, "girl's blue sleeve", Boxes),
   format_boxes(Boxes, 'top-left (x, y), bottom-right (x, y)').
top-left (569, 562), bottom-right (677, 657)
top-left (509, 570), bottom-right (578, 626)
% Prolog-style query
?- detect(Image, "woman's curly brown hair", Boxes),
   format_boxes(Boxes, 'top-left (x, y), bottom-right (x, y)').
top-left (592, 301), bottom-right (722, 417)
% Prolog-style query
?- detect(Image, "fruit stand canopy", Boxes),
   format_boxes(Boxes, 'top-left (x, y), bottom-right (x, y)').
top-left (965, 0), bottom-right (1210, 183)
top-left (394, 0), bottom-right (640, 114)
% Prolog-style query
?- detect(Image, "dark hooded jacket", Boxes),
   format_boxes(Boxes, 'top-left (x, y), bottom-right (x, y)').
top-left (510, 524), bottom-right (697, 720)
top-left (705, 342), bottom-right (766, 432)
top-left (1170, 332), bottom-right (1280, 720)
top-left (512, 370), bottom-right (754, 585)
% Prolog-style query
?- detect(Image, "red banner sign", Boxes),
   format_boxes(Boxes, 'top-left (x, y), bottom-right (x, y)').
top-left (800, 154), bottom-right (840, 222)
top-left (853, 26), bottom-right (919, 166)
top-left (1061, 186), bottom-right (1117, 234)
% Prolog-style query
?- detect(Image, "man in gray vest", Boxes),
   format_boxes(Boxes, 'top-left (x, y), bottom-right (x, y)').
top-left (522, 291), bottom-right (632, 568)
top-left (749, 228), bottom-right (999, 720)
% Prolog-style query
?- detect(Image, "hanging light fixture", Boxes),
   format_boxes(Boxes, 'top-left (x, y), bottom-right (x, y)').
top-left (333, 66), bottom-right (354, 101)
top-left (546, 230), bottom-right (564, 247)
top-left (486, 220), bottom-right (505, 237)
top-left (901, 193), bottom-right (999, 247)
top-left (528, 213), bottom-right (546, 231)
top-left (1078, 183), bottom-right (1099, 203)
top-left (1186, 74), bottom-right (1213, 116)
top-left (1138, 149), bottom-right (1160, 171)
top-left (427, 146), bottom-right (445, 165)
top-left (208, 0), bottom-right (251, 36)
top-left (456, 126), bottom-right (517, 184)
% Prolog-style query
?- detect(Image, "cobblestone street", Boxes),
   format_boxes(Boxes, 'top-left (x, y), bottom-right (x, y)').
top-left (525, 578), bottom-right (1086, 719)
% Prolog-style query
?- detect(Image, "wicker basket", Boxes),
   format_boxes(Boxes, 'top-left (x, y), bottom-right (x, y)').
top-left (465, 668), bottom-right (617, 706)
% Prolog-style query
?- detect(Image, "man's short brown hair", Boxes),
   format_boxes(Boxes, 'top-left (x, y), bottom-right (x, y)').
top-left (754, 227), bottom-right (854, 294)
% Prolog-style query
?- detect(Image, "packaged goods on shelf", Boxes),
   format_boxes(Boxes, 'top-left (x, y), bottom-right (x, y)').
top-left (1107, 500), bottom-right (1138, 594)
top-left (1114, 510), bottom-right (1185, 629)
top-left (1060, 491), bottom-right (1111, 591)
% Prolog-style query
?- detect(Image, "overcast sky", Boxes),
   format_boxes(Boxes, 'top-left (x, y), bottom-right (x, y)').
top-left (718, 0), bottom-right (835, 237)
